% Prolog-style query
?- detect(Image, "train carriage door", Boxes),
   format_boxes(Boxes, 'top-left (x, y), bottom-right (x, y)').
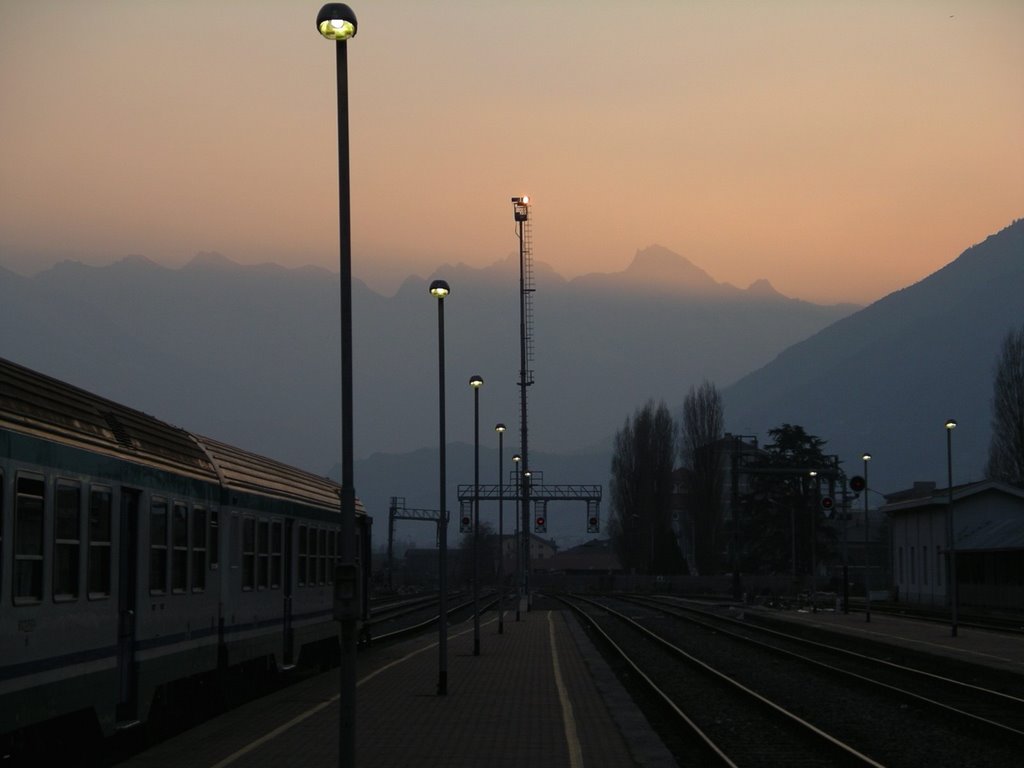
top-left (116, 488), bottom-right (141, 723)
top-left (283, 518), bottom-right (294, 667)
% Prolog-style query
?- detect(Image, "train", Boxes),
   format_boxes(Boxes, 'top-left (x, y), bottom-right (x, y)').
top-left (0, 356), bottom-right (371, 746)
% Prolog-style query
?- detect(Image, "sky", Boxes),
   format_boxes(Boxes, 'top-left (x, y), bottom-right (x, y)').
top-left (1, 0), bottom-right (1021, 304)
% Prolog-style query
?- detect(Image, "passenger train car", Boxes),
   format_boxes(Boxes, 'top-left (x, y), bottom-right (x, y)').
top-left (0, 356), bottom-right (371, 744)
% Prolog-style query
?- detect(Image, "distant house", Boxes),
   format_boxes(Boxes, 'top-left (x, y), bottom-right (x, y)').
top-left (539, 538), bottom-right (623, 575)
top-left (883, 480), bottom-right (1024, 612)
top-left (499, 533), bottom-right (557, 572)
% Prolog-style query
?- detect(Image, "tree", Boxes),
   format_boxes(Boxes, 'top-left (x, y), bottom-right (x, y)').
top-left (740, 424), bottom-right (834, 579)
top-left (609, 400), bottom-right (684, 574)
top-left (678, 381), bottom-right (725, 575)
top-left (458, 521), bottom-right (497, 585)
top-left (987, 324), bottom-right (1024, 483)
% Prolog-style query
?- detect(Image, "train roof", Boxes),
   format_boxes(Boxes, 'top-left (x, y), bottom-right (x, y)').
top-left (194, 434), bottom-right (363, 514)
top-left (0, 357), bottom-right (358, 514)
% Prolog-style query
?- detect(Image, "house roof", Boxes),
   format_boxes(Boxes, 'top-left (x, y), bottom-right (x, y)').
top-left (881, 479), bottom-right (1024, 515)
top-left (957, 517), bottom-right (1024, 551)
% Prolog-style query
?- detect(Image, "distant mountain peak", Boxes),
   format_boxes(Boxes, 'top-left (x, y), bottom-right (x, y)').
top-left (745, 278), bottom-right (782, 297)
top-left (625, 245), bottom-right (719, 288)
top-left (183, 251), bottom-right (239, 270)
top-left (116, 254), bottom-right (160, 269)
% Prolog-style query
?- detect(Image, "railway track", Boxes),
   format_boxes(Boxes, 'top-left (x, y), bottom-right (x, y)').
top-left (558, 594), bottom-right (884, 767)
top-left (559, 593), bottom-right (1024, 767)
top-left (627, 593), bottom-right (1024, 738)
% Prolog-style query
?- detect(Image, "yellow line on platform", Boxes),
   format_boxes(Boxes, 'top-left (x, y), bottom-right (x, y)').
top-left (548, 611), bottom-right (585, 768)
top-left (208, 623), bottom-right (479, 768)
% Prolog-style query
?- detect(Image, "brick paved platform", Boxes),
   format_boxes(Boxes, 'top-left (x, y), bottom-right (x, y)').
top-left (117, 602), bottom-right (675, 768)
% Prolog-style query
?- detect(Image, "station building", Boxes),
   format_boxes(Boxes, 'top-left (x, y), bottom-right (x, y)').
top-left (883, 479), bottom-right (1024, 613)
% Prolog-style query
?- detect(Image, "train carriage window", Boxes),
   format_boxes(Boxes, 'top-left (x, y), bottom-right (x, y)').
top-left (326, 528), bottom-right (335, 585)
top-left (88, 486), bottom-right (112, 598)
top-left (270, 520), bottom-right (282, 589)
top-left (209, 510), bottom-right (219, 570)
top-left (242, 517), bottom-right (255, 591)
top-left (257, 519), bottom-right (269, 590)
top-left (54, 481), bottom-right (82, 601)
top-left (317, 528), bottom-right (327, 585)
top-left (298, 524), bottom-right (308, 586)
top-left (192, 507), bottom-right (207, 592)
top-left (14, 475), bottom-right (45, 604)
top-left (172, 503), bottom-right (188, 593)
top-left (310, 528), bottom-right (318, 586)
top-left (149, 499), bottom-right (168, 594)
top-left (0, 473), bottom-right (4, 600)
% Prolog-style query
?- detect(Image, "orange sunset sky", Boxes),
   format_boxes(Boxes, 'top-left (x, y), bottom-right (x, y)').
top-left (1, 0), bottom-right (1021, 304)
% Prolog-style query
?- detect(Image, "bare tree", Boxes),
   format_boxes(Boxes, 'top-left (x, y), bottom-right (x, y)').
top-left (987, 324), bottom-right (1024, 483)
top-left (609, 400), bottom-right (683, 573)
top-left (679, 381), bottom-right (725, 575)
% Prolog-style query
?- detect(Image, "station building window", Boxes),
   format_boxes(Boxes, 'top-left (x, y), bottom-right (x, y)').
top-left (15, 475), bottom-right (45, 604)
top-left (150, 498), bottom-right (168, 594)
top-left (88, 486), bottom-right (112, 598)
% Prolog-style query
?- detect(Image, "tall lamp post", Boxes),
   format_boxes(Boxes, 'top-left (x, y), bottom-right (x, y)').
top-left (495, 423), bottom-right (507, 634)
top-left (862, 452), bottom-right (872, 623)
top-left (512, 453), bottom-right (521, 621)
top-left (316, 5), bottom-right (358, 767)
top-left (469, 375), bottom-right (484, 655)
top-left (945, 419), bottom-right (958, 637)
top-left (809, 470), bottom-right (819, 607)
top-left (512, 196), bottom-right (531, 610)
top-left (430, 280), bottom-right (450, 694)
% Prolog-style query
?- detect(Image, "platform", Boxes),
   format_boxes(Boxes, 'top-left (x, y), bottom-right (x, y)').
top-left (745, 604), bottom-right (1024, 676)
top-left (116, 600), bottom-right (676, 767)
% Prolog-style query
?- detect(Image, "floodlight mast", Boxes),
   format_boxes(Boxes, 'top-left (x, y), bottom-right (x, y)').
top-left (512, 195), bottom-right (532, 609)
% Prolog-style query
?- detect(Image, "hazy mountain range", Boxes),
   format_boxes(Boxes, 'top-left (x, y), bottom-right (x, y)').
top-left (724, 218), bottom-right (1024, 494)
top-left (2, 219), bottom-right (1020, 547)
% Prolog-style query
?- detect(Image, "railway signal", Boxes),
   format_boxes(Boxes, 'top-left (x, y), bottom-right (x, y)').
top-left (820, 495), bottom-right (835, 512)
top-left (849, 475), bottom-right (866, 492)
top-left (460, 513), bottom-right (472, 532)
top-left (587, 514), bottom-right (599, 533)
top-left (534, 514), bottom-right (546, 533)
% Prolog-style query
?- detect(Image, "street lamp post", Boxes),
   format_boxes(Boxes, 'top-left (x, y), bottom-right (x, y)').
top-left (316, 5), bottom-right (358, 766)
top-left (946, 419), bottom-right (958, 637)
top-left (495, 423), bottom-right (506, 634)
top-left (862, 453), bottom-right (872, 623)
top-left (470, 375), bottom-right (484, 656)
top-left (809, 470), bottom-right (819, 608)
top-left (430, 280), bottom-right (450, 694)
top-left (512, 453), bottom-right (521, 621)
